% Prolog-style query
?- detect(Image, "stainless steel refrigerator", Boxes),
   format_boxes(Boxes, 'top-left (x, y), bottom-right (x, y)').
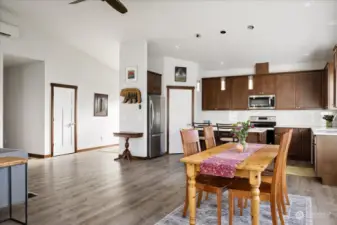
top-left (148, 95), bottom-right (165, 158)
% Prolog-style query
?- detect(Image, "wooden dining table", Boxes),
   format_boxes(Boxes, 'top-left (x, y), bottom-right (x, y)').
top-left (180, 143), bottom-right (279, 225)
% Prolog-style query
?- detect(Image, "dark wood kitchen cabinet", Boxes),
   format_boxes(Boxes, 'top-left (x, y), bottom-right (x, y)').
top-left (217, 77), bottom-right (231, 110)
top-left (333, 45), bottom-right (337, 107)
top-left (250, 74), bottom-right (276, 95)
top-left (295, 71), bottom-right (322, 109)
top-left (276, 73), bottom-right (296, 109)
top-left (275, 127), bottom-right (311, 161)
top-left (322, 62), bottom-right (336, 109)
top-left (202, 78), bottom-right (218, 110)
top-left (231, 76), bottom-right (248, 110)
top-left (147, 71), bottom-right (162, 95)
top-left (202, 77), bottom-right (231, 110)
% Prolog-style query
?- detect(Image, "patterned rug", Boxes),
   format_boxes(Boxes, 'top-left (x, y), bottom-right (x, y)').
top-left (155, 192), bottom-right (312, 225)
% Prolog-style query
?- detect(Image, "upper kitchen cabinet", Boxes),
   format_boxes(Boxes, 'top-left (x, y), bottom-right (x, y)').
top-left (202, 78), bottom-right (218, 110)
top-left (231, 76), bottom-right (248, 110)
top-left (147, 71), bottom-right (162, 95)
top-left (202, 77), bottom-right (231, 110)
top-left (295, 71), bottom-right (323, 109)
top-left (217, 77), bottom-right (231, 110)
top-left (250, 74), bottom-right (276, 95)
top-left (276, 73), bottom-right (296, 109)
top-left (333, 45), bottom-right (337, 107)
top-left (322, 62), bottom-right (336, 109)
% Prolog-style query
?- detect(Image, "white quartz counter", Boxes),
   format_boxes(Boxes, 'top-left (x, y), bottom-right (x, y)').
top-left (248, 128), bottom-right (268, 133)
top-left (275, 125), bottom-right (337, 136)
top-left (311, 127), bottom-right (337, 136)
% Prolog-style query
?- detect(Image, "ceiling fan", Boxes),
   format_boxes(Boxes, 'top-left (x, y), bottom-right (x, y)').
top-left (69, 0), bottom-right (128, 14)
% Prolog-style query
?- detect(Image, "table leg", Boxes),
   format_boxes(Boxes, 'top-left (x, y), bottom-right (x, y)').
top-left (249, 170), bottom-right (261, 225)
top-left (114, 137), bottom-right (132, 162)
top-left (186, 163), bottom-right (197, 225)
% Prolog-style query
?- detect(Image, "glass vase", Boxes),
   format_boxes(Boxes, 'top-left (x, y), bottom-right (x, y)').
top-left (236, 137), bottom-right (248, 152)
top-left (326, 121), bottom-right (333, 128)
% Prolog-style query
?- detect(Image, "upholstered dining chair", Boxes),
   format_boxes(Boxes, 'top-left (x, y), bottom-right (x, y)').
top-left (228, 130), bottom-right (292, 225)
top-left (180, 129), bottom-right (231, 225)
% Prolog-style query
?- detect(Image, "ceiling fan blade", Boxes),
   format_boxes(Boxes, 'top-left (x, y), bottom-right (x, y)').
top-left (69, 0), bottom-right (87, 4)
top-left (105, 0), bottom-right (128, 14)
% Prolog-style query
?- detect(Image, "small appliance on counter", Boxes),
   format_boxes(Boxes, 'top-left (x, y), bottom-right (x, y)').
top-left (147, 95), bottom-right (165, 158)
top-left (249, 116), bottom-right (276, 144)
top-left (248, 95), bottom-right (275, 110)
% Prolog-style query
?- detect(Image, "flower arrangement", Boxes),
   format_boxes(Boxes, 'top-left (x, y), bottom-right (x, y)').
top-left (231, 120), bottom-right (254, 152)
top-left (322, 114), bottom-right (336, 128)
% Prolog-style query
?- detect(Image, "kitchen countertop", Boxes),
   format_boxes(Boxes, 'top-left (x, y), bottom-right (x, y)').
top-left (275, 125), bottom-right (337, 136)
top-left (248, 128), bottom-right (268, 133)
top-left (311, 127), bottom-right (337, 136)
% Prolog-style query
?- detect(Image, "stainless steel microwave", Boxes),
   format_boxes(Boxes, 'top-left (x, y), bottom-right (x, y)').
top-left (248, 95), bottom-right (275, 110)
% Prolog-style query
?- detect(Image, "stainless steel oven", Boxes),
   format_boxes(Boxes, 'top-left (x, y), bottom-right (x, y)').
top-left (248, 95), bottom-right (275, 110)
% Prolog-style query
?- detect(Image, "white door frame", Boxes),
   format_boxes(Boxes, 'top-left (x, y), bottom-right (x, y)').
top-left (167, 86), bottom-right (195, 154)
top-left (51, 83), bottom-right (78, 157)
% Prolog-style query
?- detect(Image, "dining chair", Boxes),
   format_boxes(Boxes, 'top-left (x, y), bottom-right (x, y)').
top-left (203, 126), bottom-right (216, 149)
top-left (193, 122), bottom-right (211, 150)
top-left (180, 129), bottom-right (231, 225)
top-left (216, 123), bottom-right (236, 143)
top-left (228, 130), bottom-right (292, 225)
top-left (240, 129), bottom-right (293, 215)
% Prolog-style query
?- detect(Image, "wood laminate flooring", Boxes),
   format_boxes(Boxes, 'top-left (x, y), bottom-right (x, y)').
top-left (1, 151), bottom-right (337, 225)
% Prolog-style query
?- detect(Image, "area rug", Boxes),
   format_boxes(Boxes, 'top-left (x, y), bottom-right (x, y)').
top-left (155, 192), bottom-right (312, 225)
top-left (286, 166), bottom-right (316, 178)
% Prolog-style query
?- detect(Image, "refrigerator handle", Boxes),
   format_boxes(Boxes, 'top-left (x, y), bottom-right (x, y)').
top-left (151, 100), bottom-right (155, 130)
top-left (150, 100), bottom-right (154, 130)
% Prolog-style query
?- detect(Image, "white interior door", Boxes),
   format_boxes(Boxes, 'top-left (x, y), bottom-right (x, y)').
top-left (53, 87), bottom-right (75, 156)
top-left (169, 89), bottom-right (193, 154)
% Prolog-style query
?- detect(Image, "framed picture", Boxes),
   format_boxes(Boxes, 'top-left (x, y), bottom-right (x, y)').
top-left (94, 93), bottom-right (108, 117)
top-left (126, 66), bottom-right (137, 82)
top-left (175, 66), bottom-right (187, 82)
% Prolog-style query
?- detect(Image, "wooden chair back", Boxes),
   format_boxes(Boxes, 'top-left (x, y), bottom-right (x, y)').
top-left (180, 129), bottom-right (201, 157)
top-left (203, 126), bottom-right (216, 149)
top-left (271, 129), bottom-right (292, 197)
top-left (193, 122), bottom-right (211, 140)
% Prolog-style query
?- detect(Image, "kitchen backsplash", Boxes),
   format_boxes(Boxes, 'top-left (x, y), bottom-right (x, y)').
top-left (196, 110), bottom-right (337, 127)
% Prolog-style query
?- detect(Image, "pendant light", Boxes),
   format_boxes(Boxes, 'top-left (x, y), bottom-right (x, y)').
top-left (196, 80), bottom-right (201, 92)
top-left (248, 75), bottom-right (254, 90)
top-left (221, 77), bottom-right (226, 91)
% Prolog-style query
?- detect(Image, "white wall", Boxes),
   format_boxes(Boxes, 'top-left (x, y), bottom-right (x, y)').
top-left (0, 52), bottom-right (3, 147)
top-left (119, 41), bottom-right (148, 157)
top-left (197, 62), bottom-right (336, 127)
top-left (0, 10), bottom-right (120, 155)
top-left (4, 62), bottom-right (45, 154)
top-left (162, 57), bottom-right (199, 152)
top-left (148, 57), bottom-right (163, 74)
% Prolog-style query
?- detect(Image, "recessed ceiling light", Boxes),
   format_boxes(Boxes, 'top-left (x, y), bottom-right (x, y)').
top-left (247, 25), bottom-right (255, 30)
top-left (220, 61), bottom-right (224, 65)
top-left (220, 30), bottom-right (227, 34)
top-left (196, 33), bottom-right (201, 38)
top-left (304, 1), bottom-right (312, 7)
top-left (303, 53), bottom-right (310, 57)
top-left (175, 45), bottom-right (180, 50)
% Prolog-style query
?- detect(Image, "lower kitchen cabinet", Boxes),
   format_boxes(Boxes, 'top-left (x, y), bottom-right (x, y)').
top-left (315, 135), bottom-right (337, 186)
top-left (247, 132), bottom-right (267, 144)
top-left (275, 127), bottom-right (311, 161)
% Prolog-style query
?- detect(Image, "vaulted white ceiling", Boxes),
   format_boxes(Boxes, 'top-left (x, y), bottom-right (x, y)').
top-left (1, 0), bottom-right (337, 70)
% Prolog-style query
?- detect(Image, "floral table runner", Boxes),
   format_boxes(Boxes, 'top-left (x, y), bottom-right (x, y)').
top-left (200, 143), bottom-right (266, 178)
